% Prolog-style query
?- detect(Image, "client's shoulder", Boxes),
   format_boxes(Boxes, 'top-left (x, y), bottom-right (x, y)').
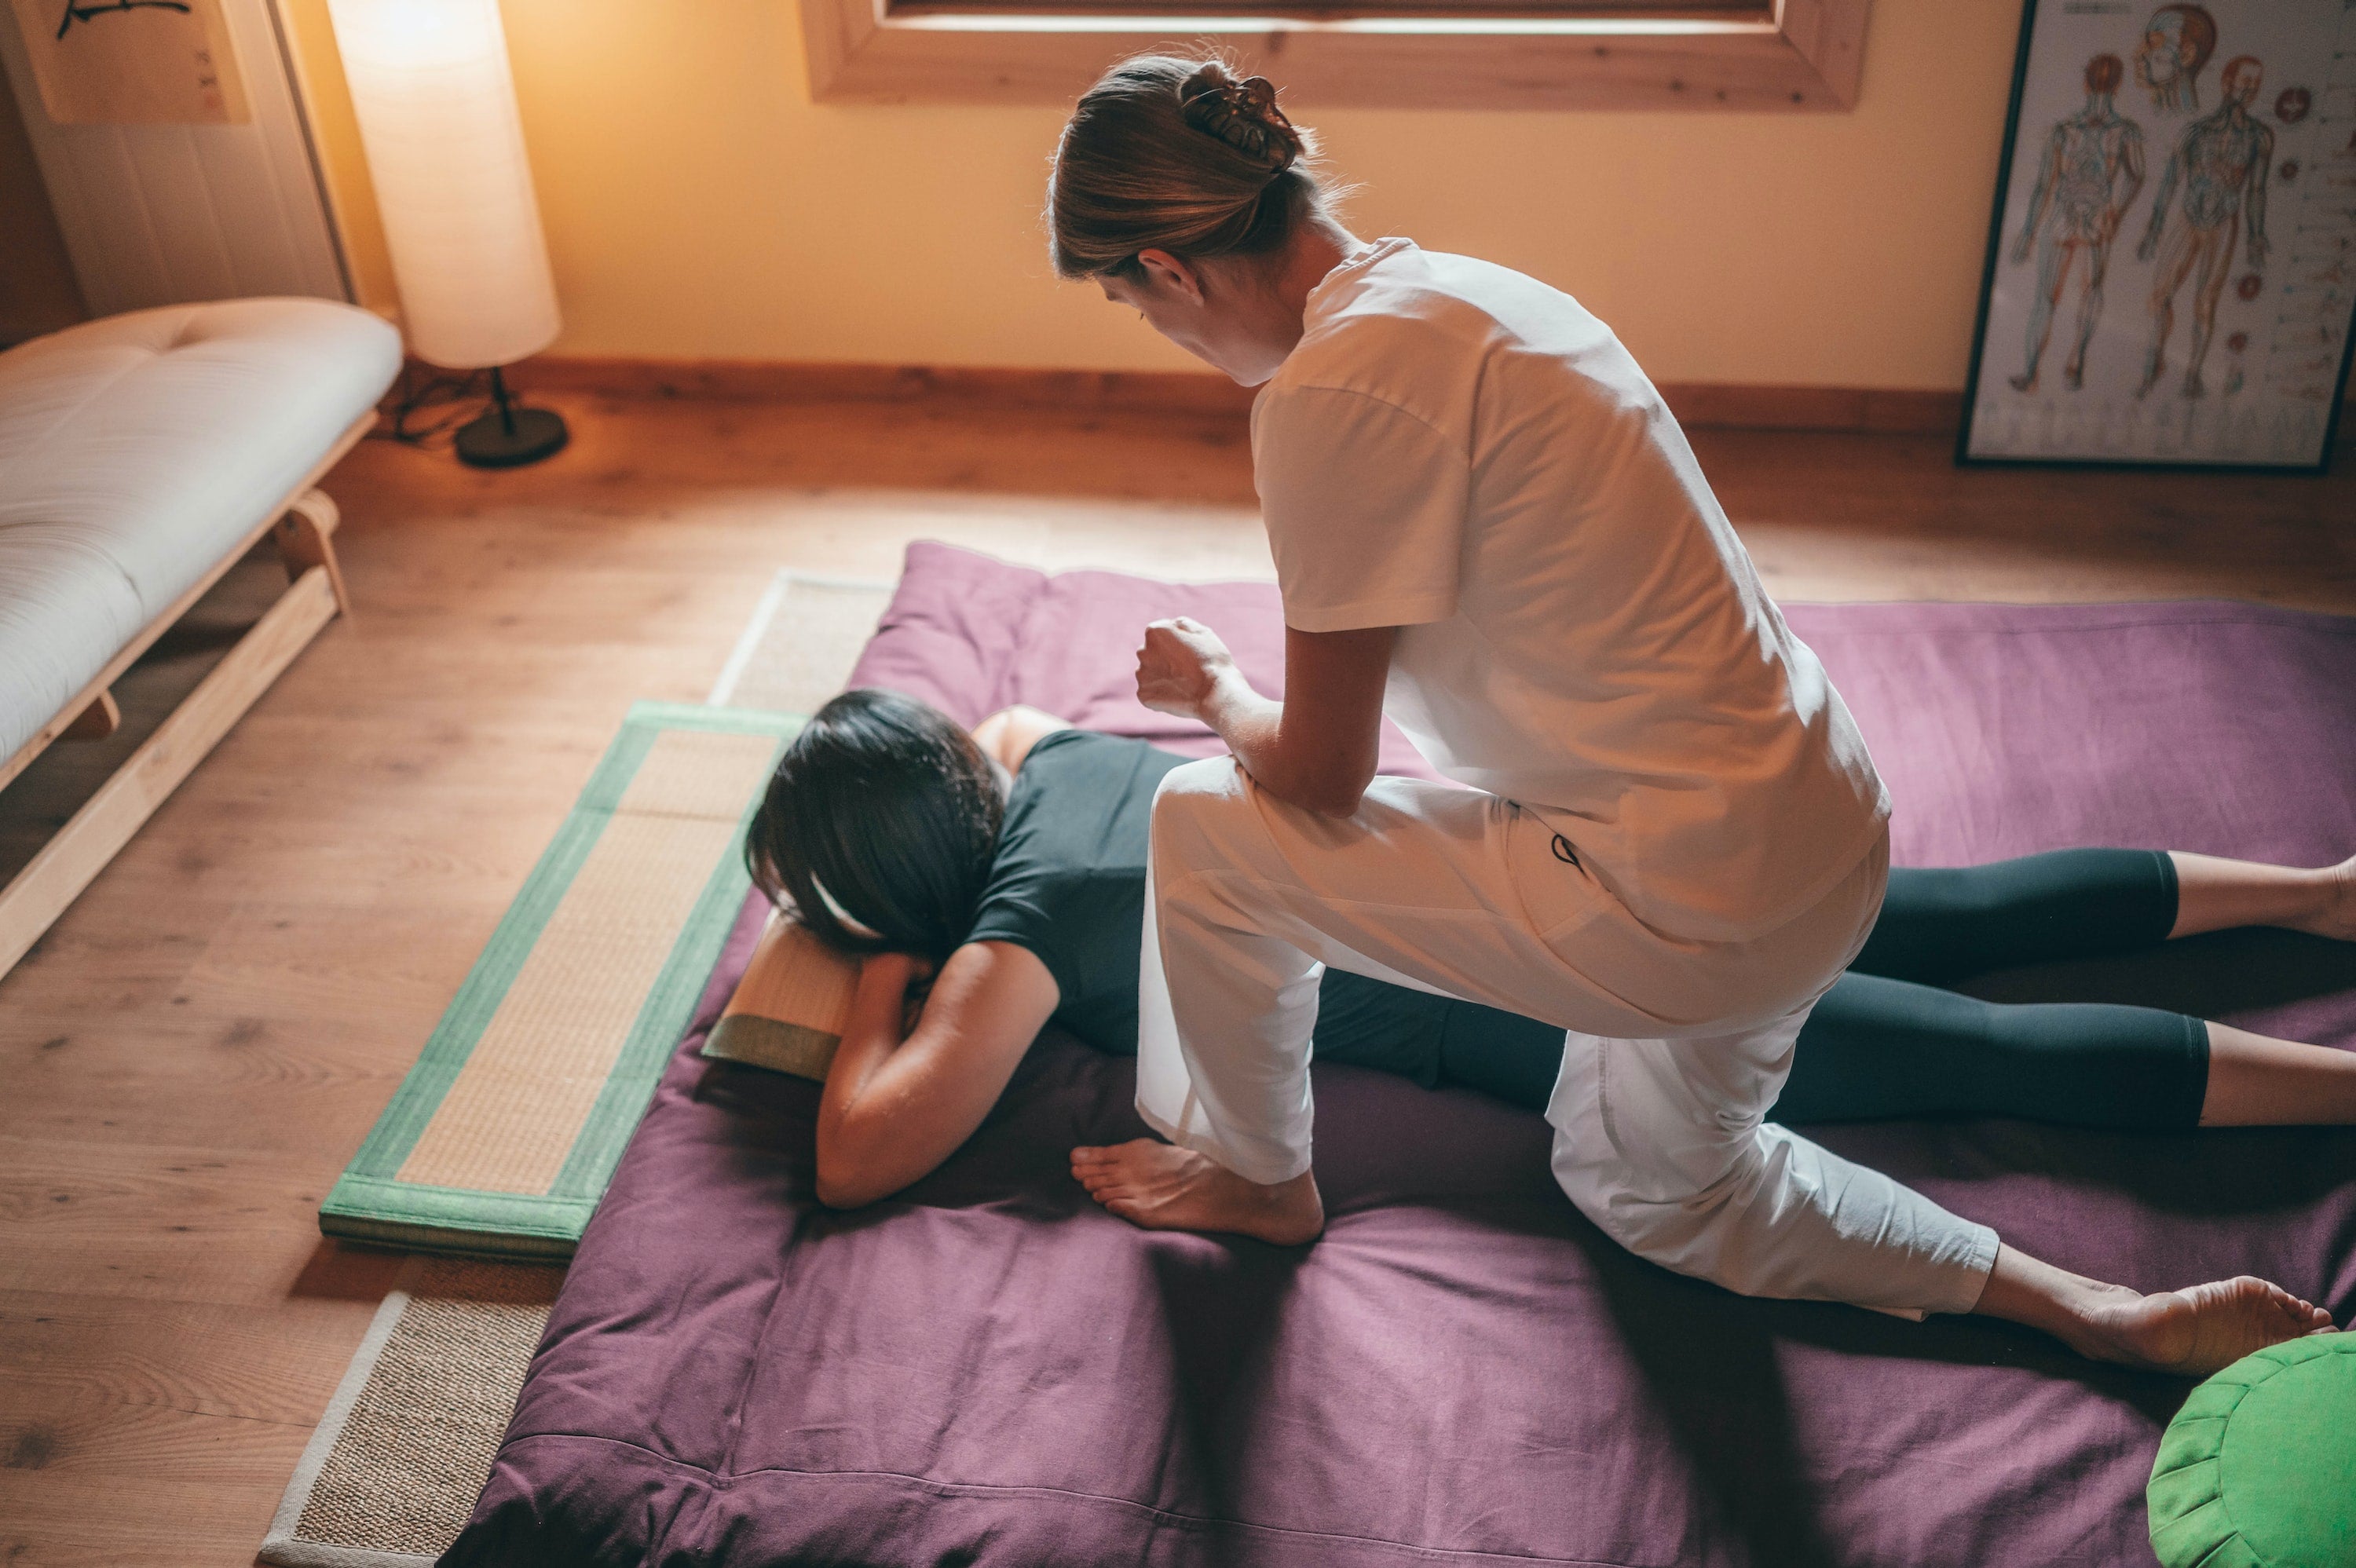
top-left (1005, 729), bottom-right (1169, 811)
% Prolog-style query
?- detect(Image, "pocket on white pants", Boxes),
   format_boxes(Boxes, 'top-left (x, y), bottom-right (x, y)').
top-left (1499, 802), bottom-right (1618, 948)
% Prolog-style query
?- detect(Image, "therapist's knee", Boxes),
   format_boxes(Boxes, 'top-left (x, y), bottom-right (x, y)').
top-left (1149, 756), bottom-right (1256, 867)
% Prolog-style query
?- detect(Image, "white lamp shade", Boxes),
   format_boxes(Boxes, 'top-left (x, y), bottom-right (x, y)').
top-left (327, 0), bottom-right (561, 369)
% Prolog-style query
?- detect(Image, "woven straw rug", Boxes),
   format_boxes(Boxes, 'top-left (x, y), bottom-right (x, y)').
top-left (259, 1260), bottom-right (562, 1568)
top-left (258, 572), bottom-right (891, 1567)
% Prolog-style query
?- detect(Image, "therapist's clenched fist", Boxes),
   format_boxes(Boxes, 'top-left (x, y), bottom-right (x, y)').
top-left (1136, 616), bottom-right (1236, 721)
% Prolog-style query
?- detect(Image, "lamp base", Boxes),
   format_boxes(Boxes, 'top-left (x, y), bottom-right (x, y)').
top-left (455, 403), bottom-right (568, 468)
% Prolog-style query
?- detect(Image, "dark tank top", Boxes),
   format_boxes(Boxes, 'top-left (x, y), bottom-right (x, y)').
top-left (961, 729), bottom-right (1187, 1055)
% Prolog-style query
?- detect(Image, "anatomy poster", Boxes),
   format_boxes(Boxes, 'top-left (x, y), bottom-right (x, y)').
top-left (1962, 0), bottom-right (2356, 469)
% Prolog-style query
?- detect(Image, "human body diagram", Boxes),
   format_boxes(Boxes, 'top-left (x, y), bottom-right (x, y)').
top-left (2135, 4), bottom-right (2219, 113)
top-left (2010, 55), bottom-right (2146, 390)
top-left (2136, 56), bottom-right (2273, 398)
top-left (1975, 2), bottom-right (2355, 463)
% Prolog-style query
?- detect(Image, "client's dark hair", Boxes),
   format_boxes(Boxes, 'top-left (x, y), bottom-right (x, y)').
top-left (744, 689), bottom-right (1004, 961)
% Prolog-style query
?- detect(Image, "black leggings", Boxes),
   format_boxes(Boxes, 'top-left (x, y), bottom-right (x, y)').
top-left (1310, 849), bottom-right (2212, 1130)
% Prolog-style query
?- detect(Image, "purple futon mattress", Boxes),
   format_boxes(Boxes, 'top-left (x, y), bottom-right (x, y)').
top-left (443, 543), bottom-right (2356, 1568)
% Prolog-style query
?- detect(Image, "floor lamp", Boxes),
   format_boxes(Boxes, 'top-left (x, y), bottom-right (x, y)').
top-left (327, 0), bottom-right (568, 468)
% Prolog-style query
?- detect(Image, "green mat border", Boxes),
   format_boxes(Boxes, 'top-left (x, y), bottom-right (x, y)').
top-left (320, 701), bottom-right (801, 1258)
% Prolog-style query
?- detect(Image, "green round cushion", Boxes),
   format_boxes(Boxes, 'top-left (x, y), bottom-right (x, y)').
top-left (2149, 1335), bottom-right (2356, 1568)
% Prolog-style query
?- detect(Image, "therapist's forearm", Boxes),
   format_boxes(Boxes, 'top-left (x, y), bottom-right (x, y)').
top-left (1198, 671), bottom-right (1282, 773)
top-left (1137, 617), bottom-right (1390, 817)
top-left (1200, 672), bottom-right (1370, 817)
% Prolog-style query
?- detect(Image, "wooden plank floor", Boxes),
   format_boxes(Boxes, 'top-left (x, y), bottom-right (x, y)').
top-left (0, 390), bottom-right (2350, 1566)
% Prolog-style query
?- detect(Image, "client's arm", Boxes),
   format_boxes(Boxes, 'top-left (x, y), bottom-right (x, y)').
top-left (1135, 618), bottom-right (1392, 817)
top-left (814, 941), bottom-right (1059, 1208)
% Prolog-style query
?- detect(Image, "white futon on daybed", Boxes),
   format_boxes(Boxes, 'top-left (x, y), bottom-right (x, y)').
top-left (0, 297), bottom-right (401, 976)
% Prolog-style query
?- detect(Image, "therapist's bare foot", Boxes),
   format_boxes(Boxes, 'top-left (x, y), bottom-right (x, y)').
top-left (1070, 1141), bottom-right (1325, 1245)
top-left (2069, 1277), bottom-right (2332, 1375)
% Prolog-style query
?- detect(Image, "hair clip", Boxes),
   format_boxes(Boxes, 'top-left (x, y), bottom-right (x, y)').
top-left (1183, 75), bottom-right (1301, 174)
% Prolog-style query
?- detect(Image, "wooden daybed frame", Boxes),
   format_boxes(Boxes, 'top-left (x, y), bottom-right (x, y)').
top-left (0, 411), bottom-right (370, 978)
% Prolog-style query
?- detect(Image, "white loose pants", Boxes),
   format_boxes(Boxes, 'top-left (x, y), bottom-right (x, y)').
top-left (1135, 758), bottom-right (1999, 1319)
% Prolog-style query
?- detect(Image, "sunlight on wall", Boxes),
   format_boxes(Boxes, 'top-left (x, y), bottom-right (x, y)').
top-left (285, 0), bottom-right (2027, 388)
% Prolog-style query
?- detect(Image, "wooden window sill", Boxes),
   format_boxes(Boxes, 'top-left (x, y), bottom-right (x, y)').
top-left (800, 0), bottom-right (1868, 110)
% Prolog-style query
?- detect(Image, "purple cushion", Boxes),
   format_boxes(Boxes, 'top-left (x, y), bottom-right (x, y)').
top-left (852, 539), bottom-right (1447, 780)
top-left (444, 544), bottom-right (2356, 1568)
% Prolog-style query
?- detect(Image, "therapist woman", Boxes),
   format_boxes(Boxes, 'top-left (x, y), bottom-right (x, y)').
top-left (1046, 54), bottom-right (2331, 1374)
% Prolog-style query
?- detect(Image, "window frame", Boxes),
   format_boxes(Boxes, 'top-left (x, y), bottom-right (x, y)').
top-left (799, 0), bottom-right (1867, 111)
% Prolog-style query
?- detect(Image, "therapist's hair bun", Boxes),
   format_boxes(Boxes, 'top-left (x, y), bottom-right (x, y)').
top-left (1048, 52), bottom-right (1343, 282)
top-left (1179, 64), bottom-right (1301, 176)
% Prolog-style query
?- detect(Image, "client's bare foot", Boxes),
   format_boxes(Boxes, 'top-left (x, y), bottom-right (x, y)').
top-left (2293, 853), bottom-right (2356, 941)
top-left (2068, 1277), bottom-right (2333, 1376)
top-left (1070, 1140), bottom-right (1324, 1245)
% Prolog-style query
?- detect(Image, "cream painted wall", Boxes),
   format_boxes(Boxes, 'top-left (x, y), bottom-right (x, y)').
top-left (291, 1), bottom-right (2032, 389)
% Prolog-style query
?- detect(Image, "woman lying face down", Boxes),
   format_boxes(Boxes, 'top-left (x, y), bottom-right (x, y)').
top-left (745, 688), bottom-right (2356, 1372)
top-left (744, 690), bottom-right (1068, 1210)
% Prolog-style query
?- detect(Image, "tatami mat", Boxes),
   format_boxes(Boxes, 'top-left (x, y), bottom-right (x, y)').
top-left (710, 571), bottom-right (894, 712)
top-left (394, 732), bottom-right (775, 1195)
top-left (318, 703), bottom-right (799, 1257)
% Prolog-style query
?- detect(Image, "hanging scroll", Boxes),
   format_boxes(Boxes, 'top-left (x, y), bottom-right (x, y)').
top-left (9, 0), bottom-right (249, 125)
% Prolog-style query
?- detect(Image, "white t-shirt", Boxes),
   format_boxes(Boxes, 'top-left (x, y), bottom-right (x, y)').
top-left (1254, 239), bottom-right (1889, 943)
